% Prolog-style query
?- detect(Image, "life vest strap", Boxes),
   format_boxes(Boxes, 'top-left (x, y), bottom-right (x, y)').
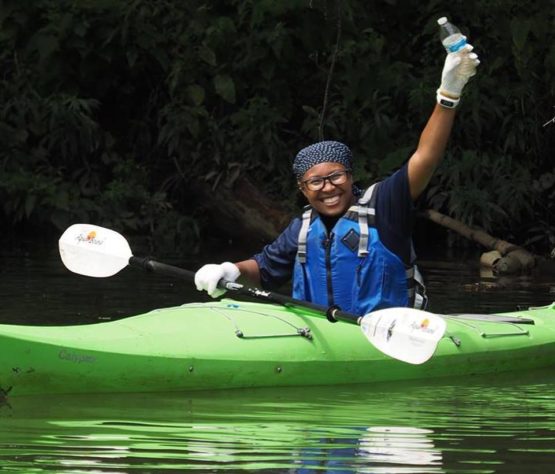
top-left (356, 183), bottom-right (378, 257)
top-left (358, 183), bottom-right (378, 206)
top-left (357, 207), bottom-right (374, 257)
top-left (297, 208), bottom-right (312, 264)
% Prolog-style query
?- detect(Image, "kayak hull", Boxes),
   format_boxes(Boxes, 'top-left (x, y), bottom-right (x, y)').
top-left (2, 300), bottom-right (555, 396)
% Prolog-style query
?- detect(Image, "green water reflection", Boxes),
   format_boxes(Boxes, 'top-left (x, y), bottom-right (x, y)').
top-left (2, 372), bottom-right (555, 472)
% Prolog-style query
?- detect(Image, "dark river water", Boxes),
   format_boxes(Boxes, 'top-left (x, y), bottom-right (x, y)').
top-left (1, 241), bottom-right (555, 473)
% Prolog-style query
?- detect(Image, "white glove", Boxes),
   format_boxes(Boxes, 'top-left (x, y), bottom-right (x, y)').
top-left (438, 43), bottom-right (480, 107)
top-left (194, 262), bottom-right (240, 298)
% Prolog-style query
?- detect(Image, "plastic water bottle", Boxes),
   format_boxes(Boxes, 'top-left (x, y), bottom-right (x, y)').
top-left (437, 17), bottom-right (467, 53)
top-left (437, 17), bottom-right (475, 76)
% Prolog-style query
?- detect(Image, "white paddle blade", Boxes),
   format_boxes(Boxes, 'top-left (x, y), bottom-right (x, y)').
top-left (59, 224), bottom-right (133, 277)
top-left (360, 307), bottom-right (446, 365)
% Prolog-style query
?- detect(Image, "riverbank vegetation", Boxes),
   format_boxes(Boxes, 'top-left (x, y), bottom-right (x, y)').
top-left (1, 0), bottom-right (553, 255)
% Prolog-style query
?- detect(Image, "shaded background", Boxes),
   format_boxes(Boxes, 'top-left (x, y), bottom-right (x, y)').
top-left (1, 0), bottom-right (554, 257)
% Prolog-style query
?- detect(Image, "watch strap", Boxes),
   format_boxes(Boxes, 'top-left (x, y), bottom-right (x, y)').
top-left (436, 89), bottom-right (460, 109)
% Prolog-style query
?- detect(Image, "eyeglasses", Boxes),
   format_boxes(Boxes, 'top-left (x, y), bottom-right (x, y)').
top-left (300, 169), bottom-right (351, 191)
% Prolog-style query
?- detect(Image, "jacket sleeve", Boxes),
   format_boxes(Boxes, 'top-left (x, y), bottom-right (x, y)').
top-left (375, 163), bottom-right (415, 265)
top-left (251, 217), bottom-right (302, 290)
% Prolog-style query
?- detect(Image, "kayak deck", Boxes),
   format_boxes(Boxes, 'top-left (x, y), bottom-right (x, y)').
top-left (1, 300), bottom-right (555, 396)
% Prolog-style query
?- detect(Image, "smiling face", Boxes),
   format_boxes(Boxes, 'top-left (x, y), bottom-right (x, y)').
top-left (299, 162), bottom-right (355, 217)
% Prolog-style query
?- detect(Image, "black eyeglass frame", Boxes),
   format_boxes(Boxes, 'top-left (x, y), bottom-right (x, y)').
top-left (299, 169), bottom-right (352, 191)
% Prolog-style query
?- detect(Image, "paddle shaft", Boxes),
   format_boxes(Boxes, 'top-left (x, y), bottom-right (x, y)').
top-left (129, 256), bottom-right (360, 325)
top-left (58, 224), bottom-right (448, 364)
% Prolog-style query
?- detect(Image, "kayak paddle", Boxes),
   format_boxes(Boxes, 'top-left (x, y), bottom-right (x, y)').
top-left (59, 223), bottom-right (446, 364)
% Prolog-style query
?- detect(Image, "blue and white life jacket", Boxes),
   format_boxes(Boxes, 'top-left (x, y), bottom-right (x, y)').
top-left (292, 183), bottom-right (427, 316)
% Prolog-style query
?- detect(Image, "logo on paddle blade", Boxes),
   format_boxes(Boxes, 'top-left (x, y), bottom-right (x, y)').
top-left (410, 318), bottom-right (436, 334)
top-left (76, 230), bottom-right (105, 246)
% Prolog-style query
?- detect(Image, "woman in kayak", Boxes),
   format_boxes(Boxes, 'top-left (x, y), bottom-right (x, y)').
top-left (195, 44), bottom-right (479, 316)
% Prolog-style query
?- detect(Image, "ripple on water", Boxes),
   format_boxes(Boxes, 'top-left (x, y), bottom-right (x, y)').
top-left (1, 373), bottom-right (555, 472)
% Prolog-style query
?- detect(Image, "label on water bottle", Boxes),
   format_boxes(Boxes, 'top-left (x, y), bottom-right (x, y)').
top-left (444, 34), bottom-right (467, 53)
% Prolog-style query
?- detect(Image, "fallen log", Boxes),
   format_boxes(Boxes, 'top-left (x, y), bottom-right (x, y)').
top-left (420, 209), bottom-right (539, 275)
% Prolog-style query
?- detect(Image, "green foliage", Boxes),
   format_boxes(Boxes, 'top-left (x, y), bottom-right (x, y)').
top-left (0, 0), bottom-right (553, 252)
top-left (528, 168), bottom-right (555, 250)
top-left (427, 151), bottom-right (534, 234)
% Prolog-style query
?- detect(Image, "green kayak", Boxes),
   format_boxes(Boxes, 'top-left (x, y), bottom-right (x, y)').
top-left (1, 300), bottom-right (555, 397)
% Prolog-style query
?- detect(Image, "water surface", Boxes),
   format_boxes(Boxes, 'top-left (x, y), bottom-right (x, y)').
top-left (2, 374), bottom-right (555, 473)
top-left (1, 246), bottom-right (554, 472)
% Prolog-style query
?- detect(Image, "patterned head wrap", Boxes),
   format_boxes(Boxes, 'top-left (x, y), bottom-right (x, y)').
top-left (292, 141), bottom-right (353, 180)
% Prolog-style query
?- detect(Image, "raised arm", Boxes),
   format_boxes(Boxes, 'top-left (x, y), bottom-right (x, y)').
top-left (408, 105), bottom-right (456, 200)
top-left (408, 45), bottom-right (479, 200)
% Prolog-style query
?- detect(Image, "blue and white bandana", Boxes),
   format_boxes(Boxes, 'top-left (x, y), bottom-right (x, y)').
top-left (292, 141), bottom-right (353, 180)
